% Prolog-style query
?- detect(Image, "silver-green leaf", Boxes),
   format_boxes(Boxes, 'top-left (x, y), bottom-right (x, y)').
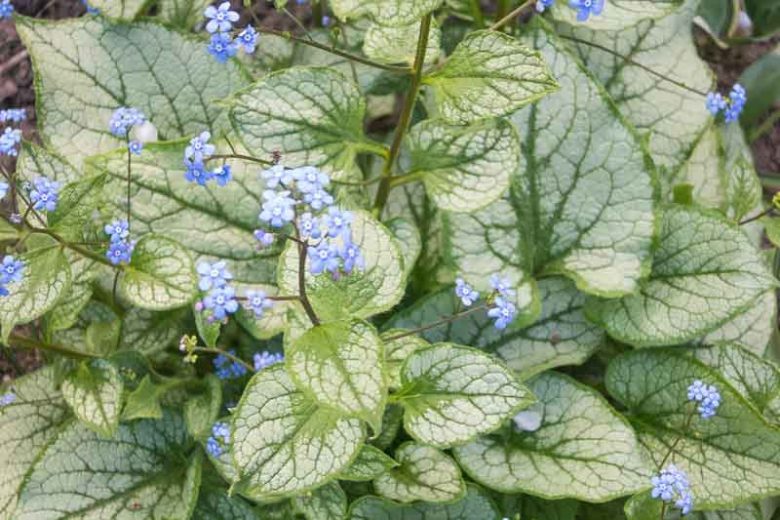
top-left (337, 445), bottom-right (399, 482)
top-left (331, 0), bottom-right (443, 26)
top-left (454, 371), bottom-right (653, 502)
top-left (348, 484), bottom-right (501, 519)
top-left (373, 443), bottom-right (465, 503)
top-left (293, 482), bottom-right (348, 520)
top-left (363, 20), bottom-right (441, 66)
top-left (61, 359), bottom-right (123, 437)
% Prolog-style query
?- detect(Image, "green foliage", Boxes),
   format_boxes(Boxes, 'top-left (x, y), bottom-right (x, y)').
top-left (1, 1), bottom-right (779, 519)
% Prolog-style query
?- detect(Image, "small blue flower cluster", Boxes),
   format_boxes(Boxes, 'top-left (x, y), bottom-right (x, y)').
top-left (454, 274), bottom-right (518, 330)
top-left (104, 219), bottom-right (135, 265)
top-left (183, 131), bottom-right (232, 186)
top-left (687, 380), bottom-right (721, 419)
top-left (0, 255), bottom-right (24, 297)
top-left (109, 107), bottom-right (146, 154)
top-left (0, 0), bottom-right (13, 19)
top-left (81, 0), bottom-right (99, 14)
top-left (651, 464), bottom-right (693, 515)
top-left (0, 109), bottom-right (26, 123)
top-left (256, 165), bottom-right (364, 278)
top-left (706, 84), bottom-right (746, 123)
top-left (0, 181), bottom-right (8, 200)
top-left (29, 177), bottom-right (60, 212)
top-left (455, 278), bottom-right (479, 306)
top-left (206, 421), bottom-right (230, 457)
top-left (569, 0), bottom-right (604, 21)
top-left (203, 2), bottom-right (257, 63)
top-left (195, 261), bottom-right (274, 323)
top-left (253, 351), bottom-right (283, 372)
top-left (0, 392), bottom-right (15, 406)
top-left (0, 128), bottom-right (22, 157)
top-left (213, 350), bottom-right (247, 379)
top-left (536, 0), bottom-right (554, 13)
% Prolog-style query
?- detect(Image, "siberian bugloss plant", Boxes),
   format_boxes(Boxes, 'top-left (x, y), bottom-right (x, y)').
top-left (0, 0), bottom-right (778, 519)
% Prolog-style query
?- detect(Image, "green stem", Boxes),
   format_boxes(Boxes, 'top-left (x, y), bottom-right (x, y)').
top-left (558, 34), bottom-right (710, 97)
top-left (748, 110), bottom-right (780, 142)
top-left (739, 206), bottom-right (773, 225)
top-left (490, 0), bottom-right (534, 31)
top-left (296, 239), bottom-right (321, 326)
top-left (206, 153), bottom-right (273, 166)
top-left (28, 227), bottom-right (118, 268)
top-left (257, 28), bottom-right (409, 73)
top-left (469, 0), bottom-right (485, 27)
top-left (658, 409), bottom-right (695, 469)
top-left (383, 304), bottom-right (487, 342)
top-left (193, 347), bottom-right (254, 372)
top-left (10, 333), bottom-right (98, 360)
top-left (372, 14), bottom-right (433, 216)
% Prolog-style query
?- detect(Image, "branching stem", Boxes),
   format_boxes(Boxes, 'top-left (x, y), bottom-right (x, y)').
top-left (384, 304), bottom-right (488, 342)
top-left (193, 347), bottom-right (254, 372)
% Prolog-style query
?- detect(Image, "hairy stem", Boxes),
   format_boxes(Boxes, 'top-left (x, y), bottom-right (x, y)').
top-left (383, 304), bottom-right (488, 342)
top-left (372, 14), bottom-right (433, 216)
top-left (297, 240), bottom-right (321, 326)
top-left (206, 153), bottom-right (273, 166)
top-left (193, 347), bottom-right (254, 372)
top-left (490, 0), bottom-right (534, 31)
top-left (28, 227), bottom-right (117, 268)
top-left (658, 409), bottom-right (695, 469)
top-left (739, 206), bottom-right (774, 225)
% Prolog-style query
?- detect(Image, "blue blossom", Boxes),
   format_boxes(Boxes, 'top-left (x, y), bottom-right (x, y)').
top-left (568, 0), bottom-right (604, 21)
top-left (213, 349), bottom-right (247, 379)
top-left (109, 107), bottom-right (145, 137)
top-left (0, 0), bottom-right (13, 20)
top-left (298, 212), bottom-right (323, 240)
top-left (705, 92), bottom-right (726, 116)
top-left (302, 186), bottom-right (334, 212)
top-left (724, 84), bottom-right (747, 123)
top-left (204, 1), bottom-right (239, 34)
top-left (185, 131), bottom-right (215, 163)
top-left (106, 239), bottom-right (135, 265)
top-left (203, 285), bottom-right (239, 321)
top-left (259, 190), bottom-right (297, 228)
top-left (322, 15), bottom-right (331, 26)
top-left (205, 421), bottom-right (230, 457)
top-left (489, 274), bottom-right (516, 298)
top-left (488, 296), bottom-right (517, 330)
top-left (1, 255), bottom-right (24, 285)
top-left (339, 240), bottom-right (364, 274)
top-left (254, 351), bottom-right (284, 372)
top-left (207, 32), bottom-right (237, 63)
top-left (29, 177), bottom-right (60, 212)
top-left (212, 164), bottom-right (232, 186)
top-left (197, 260), bottom-right (232, 291)
top-left (293, 166), bottom-right (330, 194)
top-left (0, 127), bottom-right (21, 156)
top-left (237, 26), bottom-right (258, 54)
top-left (128, 140), bottom-right (143, 155)
top-left (184, 158), bottom-right (213, 185)
top-left (536, 0), bottom-right (554, 12)
top-left (244, 289), bottom-right (273, 318)
top-left (308, 242), bottom-right (340, 275)
top-left (261, 164), bottom-right (293, 189)
top-left (323, 207), bottom-right (352, 239)
top-left (0, 392), bottom-right (14, 406)
top-left (104, 219), bottom-right (129, 242)
top-left (81, 0), bottom-right (99, 14)
top-left (0, 181), bottom-right (8, 199)
top-left (687, 380), bottom-right (721, 419)
top-left (651, 465), bottom-right (694, 515)
top-left (254, 229), bottom-right (275, 247)
top-left (0, 108), bottom-right (26, 123)
top-left (205, 436), bottom-right (222, 457)
top-left (455, 278), bottom-right (479, 307)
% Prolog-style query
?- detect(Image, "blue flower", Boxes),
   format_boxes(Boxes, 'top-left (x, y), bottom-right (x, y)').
top-left (237, 26), bottom-right (258, 54)
top-left (302, 186), bottom-right (334, 212)
top-left (293, 166), bottom-right (330, 194)
top-left (323, 207), bottom-right (352, 239)
top-left (128, 140), bottom-right (143, 155)
top-left (104, 219), bottom-right (129, 242)
top-left (308, 242), bottom-right (340, 275)
top-left (213, 164), bottom-right (232, 186)
top-left (212, 421), bottom-right (230, 442)
top-left (489, 274), bottom-right (516, 298)
top-left (203, 285), bottom-right (239, 321)
top-left (724, 84), bottom-right (747, 123)
top-left (207, 32), bottom-right (237, 63)
top-left (0, 127), bottom-right (21, 156)
top-left (259, 190), bottom-right (297, 228)
top-left (568, 0), bottom-right (604, 21)
top-left (1, 255), bottom-right (24, 285)
top-left (245, 289), bottom-right (273, 318)
top-left (184, 158), bottom-right (213, 185)
top-left (106, 239), bottom-right (135, 265)
top-left (204, 1), bottom-right (239, 34)
top-left (536, 0), bottom-right (554, 12)
top-left (30, 177), bottom-right (60, 212)
top-left (213, 349), bottom-right (246, 379)
top-left (205, 436), bottom-right (222, 457)
top-left (197, 260), bottom-right (232, 291)
top-left (298, 212), bottom-right (323, 240)
top-left (0, 392), bottom-right (14, 406)
top-left (455, 278), bottom-right (479, 306)
top-left (651, 465), bottom-right (693, 515)
top-left (487, 296), bottom-right (516, 330)
top-left (705, 92), bottom-right (726, 116)
top-left (254, 351), bottom-right (284, 372)
top-left (0, 181), bottom-right (8, 200)
top-left (253, 229), bottom-right (275, 247)
top-left (109, 107), bottom-right (145, 137)
top-left (687, 380), bottom-right (721, 419)
top-left (0, 108), bottom-right (26, 123)
top-left (185, 131), bottom-right (216, 163)
top-left (261, 164), bottom-right (293, 189)
top-left (339, 240), bottom-right (364, 274)
top-left (0, 0), bottom-right (13, 20)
